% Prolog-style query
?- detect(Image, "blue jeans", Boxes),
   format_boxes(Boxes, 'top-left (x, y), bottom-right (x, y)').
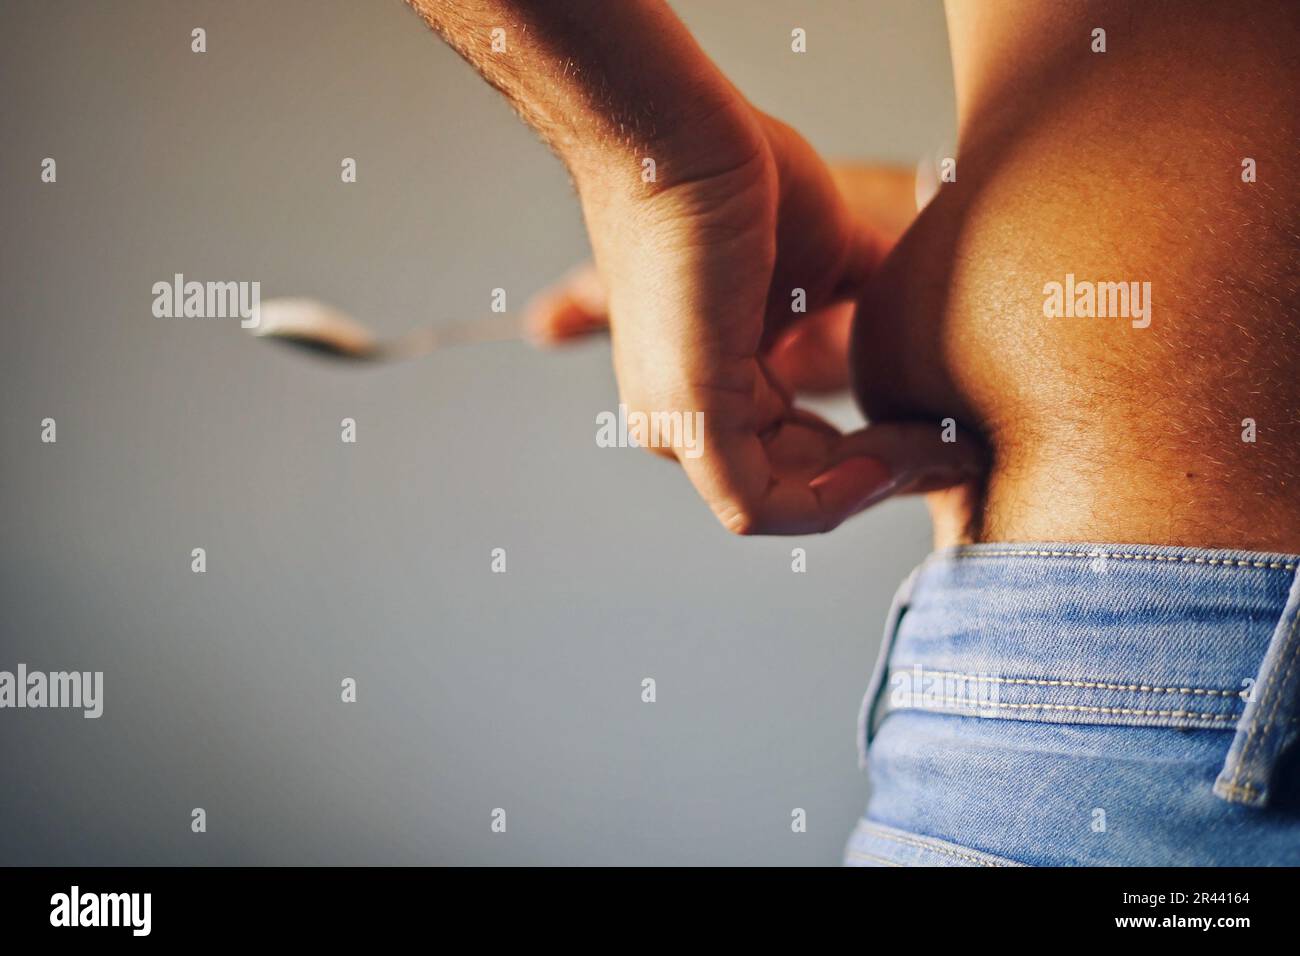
top-left (845, 543), bottom-right (1300, 866)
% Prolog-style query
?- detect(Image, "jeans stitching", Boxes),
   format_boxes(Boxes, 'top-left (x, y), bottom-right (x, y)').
top-left (862, 823), bottom-right (1015, 867)
top-left (901, 696), bottom-right (1238, 722)
top-left (890, 668), bottom-right (1240, 698)
top-left (948, 549), bottom-right (1296, 571)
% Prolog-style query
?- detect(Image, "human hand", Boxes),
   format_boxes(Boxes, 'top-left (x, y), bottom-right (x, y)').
top-left (532, 113), bottom-right (983, 534)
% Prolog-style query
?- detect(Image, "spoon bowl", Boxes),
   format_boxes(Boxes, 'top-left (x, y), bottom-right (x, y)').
top-left (252, 297), bottom-right (529, 362)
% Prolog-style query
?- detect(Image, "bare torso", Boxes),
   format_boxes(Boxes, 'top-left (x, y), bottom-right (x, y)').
top-left (852, 0), bottom-right (1300, 551)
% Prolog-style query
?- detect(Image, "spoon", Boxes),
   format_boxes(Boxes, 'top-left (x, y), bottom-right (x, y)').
top-left (251, 297), bottom-right (531, 362)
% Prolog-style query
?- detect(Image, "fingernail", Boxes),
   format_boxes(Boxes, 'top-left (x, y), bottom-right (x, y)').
top-left (809, 456), bottom-right (895, 513)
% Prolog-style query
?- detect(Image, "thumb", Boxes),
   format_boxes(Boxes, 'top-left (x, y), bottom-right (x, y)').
top-left (809, 419), bottom-right (987, 527)
top-left (523, 263), bottom-right (608, 345)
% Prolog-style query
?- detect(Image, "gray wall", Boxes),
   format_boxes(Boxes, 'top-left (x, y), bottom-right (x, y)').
top-left (0, 0), bottom-right (954, 865)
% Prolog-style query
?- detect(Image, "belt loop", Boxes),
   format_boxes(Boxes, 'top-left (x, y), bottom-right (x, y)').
top-left (857, 563), bottom-right (923, 768)
top-left (1214, 565), bottom-right (1300, 808)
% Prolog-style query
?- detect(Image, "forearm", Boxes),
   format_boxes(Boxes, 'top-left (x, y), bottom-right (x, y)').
top-left (403, 0), bottom-right (760, 189)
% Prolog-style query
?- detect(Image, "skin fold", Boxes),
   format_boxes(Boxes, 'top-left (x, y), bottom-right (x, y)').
top-left (410, 0), bottom-right (1299, 551)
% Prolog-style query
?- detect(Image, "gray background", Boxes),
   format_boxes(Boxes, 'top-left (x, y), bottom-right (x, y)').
top-left (0, 0), bottom-right (954, 865)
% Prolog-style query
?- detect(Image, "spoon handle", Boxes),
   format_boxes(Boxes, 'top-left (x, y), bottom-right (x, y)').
top-left (380, 313), bottom-right (531, 359)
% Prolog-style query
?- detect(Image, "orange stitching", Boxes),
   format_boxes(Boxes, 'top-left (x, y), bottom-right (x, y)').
top-left (894, 669), bottom-right (1239, 698)
top-left (946, 549), bottom-right (1295, 571)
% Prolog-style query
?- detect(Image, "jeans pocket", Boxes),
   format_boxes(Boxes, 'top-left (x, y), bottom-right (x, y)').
top-left (843, 819), bottom-right (1029, 868)
top-left (858, 566), bottom-right (922, 768)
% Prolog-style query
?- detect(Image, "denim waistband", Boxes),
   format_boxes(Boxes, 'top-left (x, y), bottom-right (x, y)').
top-left (857, 543), bottom-right (1300, 809)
